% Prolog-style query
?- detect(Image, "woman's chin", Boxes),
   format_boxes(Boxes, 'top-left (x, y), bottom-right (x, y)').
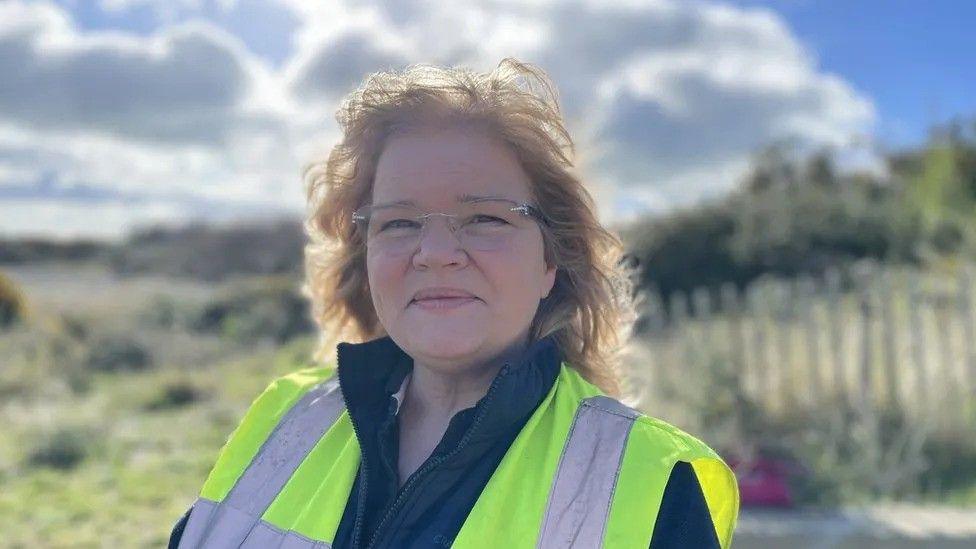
top-left (399, 330), bottom-right (486, 363)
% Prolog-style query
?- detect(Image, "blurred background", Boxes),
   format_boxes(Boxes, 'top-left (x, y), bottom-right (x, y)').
top-left (1, 0), bottom-right (974, 547)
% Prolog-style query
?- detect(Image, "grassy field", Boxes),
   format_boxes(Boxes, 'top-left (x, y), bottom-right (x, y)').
top-left (2, 261), bottom-right (975, 548)
top-left (0, 263), bottom-right (315, 547)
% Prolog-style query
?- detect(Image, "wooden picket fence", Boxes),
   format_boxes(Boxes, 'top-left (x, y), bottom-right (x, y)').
top-left (633, 261), bottom-right (976, 434)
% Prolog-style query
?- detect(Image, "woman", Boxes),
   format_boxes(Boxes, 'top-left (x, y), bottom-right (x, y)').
top-left (170, 58), bottom-right (738, 548)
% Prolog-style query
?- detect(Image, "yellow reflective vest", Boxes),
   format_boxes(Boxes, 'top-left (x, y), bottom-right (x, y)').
top-left (178, 362), bottom-right (739, 548)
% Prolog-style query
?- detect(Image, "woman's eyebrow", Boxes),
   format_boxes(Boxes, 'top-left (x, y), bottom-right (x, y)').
top-left (370, 199), bottom-right (417, 209)
top-left (457, 193), bottom-right (510, 203)
top-left (371, 194), bottom-right (512, 209)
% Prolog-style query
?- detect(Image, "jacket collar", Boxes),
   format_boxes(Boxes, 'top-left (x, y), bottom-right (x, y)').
top-left (335, 333), bottom-right (563, 444)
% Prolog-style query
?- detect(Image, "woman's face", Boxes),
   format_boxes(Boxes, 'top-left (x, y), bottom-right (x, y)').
top-left (366, 127), bottom-right (557, 375)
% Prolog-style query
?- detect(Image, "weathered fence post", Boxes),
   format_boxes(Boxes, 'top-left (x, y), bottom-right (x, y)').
top-left (932, 275), bottom-right (955, 432)
top-left (957, 265), bottom-right (976, 422)
top-left (775, 281), bottom-right (795, 411)
top-left (878, 268), bottom-right (900, 409)
top-left (669, 290), bottom-right (692, 398)
top-left (721, 283), bottom-right (747, 395)
top-left (857, 263), bottom-right (876, 411)
top-left (798, 275), bottom-right (822, 408)
top-left (825, 268), bottom-right (847, 401)
top-left (748, 282), bottom-right (773, 410)
top-left (907, 271), bottom-right (931, 420)
top-left (692, 286), bottom-right (714, 362)
top-left (640, 288), bottom-right (667, 399)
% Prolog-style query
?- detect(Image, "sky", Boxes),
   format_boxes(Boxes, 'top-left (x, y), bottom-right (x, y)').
top-left (728, 0), bottom-right (975, 147)
top-left (0, 0), bottom-right (971, 241)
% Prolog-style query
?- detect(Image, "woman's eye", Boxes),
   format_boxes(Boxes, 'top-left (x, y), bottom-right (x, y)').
top-left (379, 219), bottom-right (420, 231)
top-left (470, 215), bottom-right (508, 225)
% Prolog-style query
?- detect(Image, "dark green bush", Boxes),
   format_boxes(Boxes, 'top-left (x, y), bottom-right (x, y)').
top-left (59, 313), bottom-right (89, 341)
top-left (190, 276), bottom-right (314, 344)
top-left (620, 202), bottom-right (752, 303)
top-left (918, 431), bottom-right (976, 500)
top-left (137, 294), bottom-right (192, 330)
top-left (85, 335), bottom-right (152, 372)
top-left (144, 381), bottom-right (206, 410)
top-left (0, 270), bottom-right (27, 329)
top-left (620, 148), bottom-right (925, 313)
top-left (110, 219), bottom-right (303, 281)
top-left (0, 237), bottom-right (106, 264)
top-left (679, 350), bottom-right (963, 506)
top-left (26, 428), bottom-right (92, 470)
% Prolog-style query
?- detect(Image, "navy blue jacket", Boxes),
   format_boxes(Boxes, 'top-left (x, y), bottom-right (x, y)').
top-left (170, 335), bottom-right (720, 548)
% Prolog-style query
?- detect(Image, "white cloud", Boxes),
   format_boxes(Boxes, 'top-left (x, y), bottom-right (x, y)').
top-left (0, 1), bottom-right (308, 238)
top-left (280, 0), bottom-right (875, 213)
top-left (0, 2), bottom-right (273, 144)
top-left (288, 23), bottom-right (411, 102)
top-left (0, 0), bottom-right (877, 239)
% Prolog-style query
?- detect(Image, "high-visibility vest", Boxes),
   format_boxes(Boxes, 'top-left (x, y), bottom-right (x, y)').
top-left (178, 362), bottom-right (739, 548)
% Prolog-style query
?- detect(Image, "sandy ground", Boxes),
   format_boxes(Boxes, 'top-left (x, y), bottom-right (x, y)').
top-left (4, 261), bottom-right (217, 313)
top-left (735, 505), bottom-right (976, 548)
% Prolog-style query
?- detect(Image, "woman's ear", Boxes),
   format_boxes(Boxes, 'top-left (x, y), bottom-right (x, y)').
top-left (541, 264), bottom-right (557, 299)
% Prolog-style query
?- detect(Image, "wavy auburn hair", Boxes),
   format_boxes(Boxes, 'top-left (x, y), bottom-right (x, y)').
top-left (301, 58), bottom-right (637, 397)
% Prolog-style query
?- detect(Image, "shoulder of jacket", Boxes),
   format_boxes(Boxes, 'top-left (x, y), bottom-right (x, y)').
top-left (267, 363), bottom-right (336, 393)
top-left (197, 363), bottom-right (339, 502)
top-left (630, 413), bottom-right (721, 460)
top-left (234, 364), bottom-right (338, 427)
top-left (577, 395), bottom-right (739, 549)
top-left (254, 363), bottom-right (337, 403)
top-left (577, 393), bottom-right (720, 461)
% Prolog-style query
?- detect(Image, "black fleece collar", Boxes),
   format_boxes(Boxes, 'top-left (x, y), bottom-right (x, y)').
top-left (335, 333), bottom-right (563, 446)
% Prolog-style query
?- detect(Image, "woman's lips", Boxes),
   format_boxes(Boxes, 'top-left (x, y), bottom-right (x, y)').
top-left (410, 296), bottom-right (480, 311)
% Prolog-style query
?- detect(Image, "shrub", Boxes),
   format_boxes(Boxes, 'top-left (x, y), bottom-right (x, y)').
top-left (0, 270), bottom-right (27, 329)
top-left (676, 349), bottom-right (942, 506)
top-left (918, 431), bottom-right (976, 500)
top-left (84, 335), bottom-right (153, 372)
top-left (110, 220), bottom-right (303, 281)
top-left (26, 427), bottom-right (92, 470)
top-left (620, 150), bottom-right (923, 310)
top-left (137, 294), bottom-right (194, 330)
top-left (190, 276), bottom-right (315, 345)
top-left (0, 237), bottom-right (106, 264)
top-left (144, 381), bottom-right (206, 410)
top-left (620, 202), bottom-right (749, 303)
top-left (59, 313), bottom-right (89, 341)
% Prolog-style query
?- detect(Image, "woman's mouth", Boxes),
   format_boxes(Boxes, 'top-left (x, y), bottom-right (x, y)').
top-left (410, 296), bottom-right (480, 311)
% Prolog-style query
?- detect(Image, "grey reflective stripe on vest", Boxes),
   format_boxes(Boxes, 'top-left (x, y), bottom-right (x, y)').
top-left (536, 395), bottom-right (640, 548)
top-left (177, 376), bottom-right (345, 549)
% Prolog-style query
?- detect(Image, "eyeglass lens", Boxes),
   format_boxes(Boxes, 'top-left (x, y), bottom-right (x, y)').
top-left (360, 200), bottom-right (530, 254)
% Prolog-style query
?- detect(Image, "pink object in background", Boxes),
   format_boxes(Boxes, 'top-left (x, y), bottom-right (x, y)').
top-left (727, 454), bottom-right (796, 508)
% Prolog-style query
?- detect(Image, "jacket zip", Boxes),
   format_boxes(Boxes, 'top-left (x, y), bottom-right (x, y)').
top-left (362, 362), bottom-right (514, 549)
top-left (337, 350), bottom-right (372, 549)
top-left (375, 401), bottom-right (400, 525)
top-left (351, 401), bottom-right (399, 548)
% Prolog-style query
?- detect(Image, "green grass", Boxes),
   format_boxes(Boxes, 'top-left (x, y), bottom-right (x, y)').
top-left (0, 265), bottom-right (317, 547)
top-left (0, 331), bottom-right (312, 547)
top-left (2, 263), bottom-right (975, 547)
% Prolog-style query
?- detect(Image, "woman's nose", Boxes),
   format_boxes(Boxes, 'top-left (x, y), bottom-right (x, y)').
top-left (411, 217), bottom-right (469, 269)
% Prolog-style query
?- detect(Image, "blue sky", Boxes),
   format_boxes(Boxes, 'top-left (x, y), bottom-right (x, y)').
top-left (730, 0), bottom-right (975, 148)
top-left (1, 0), bottom-right (971, 240)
